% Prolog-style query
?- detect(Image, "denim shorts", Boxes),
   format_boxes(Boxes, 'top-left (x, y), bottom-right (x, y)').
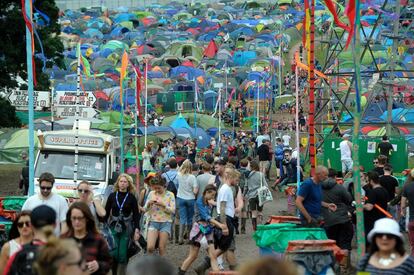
top-left (148, 221), bottom-right (172, 235)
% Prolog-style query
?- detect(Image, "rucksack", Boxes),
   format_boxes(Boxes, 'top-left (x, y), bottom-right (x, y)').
top-left (165, 173), bottom-right (177, 197)
top-left (7, 241), bottom-right (41, 275)
top-left (275, 145), bottom-right (284, 161)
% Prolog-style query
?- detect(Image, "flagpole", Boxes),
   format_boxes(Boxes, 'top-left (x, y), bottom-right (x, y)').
top-left (295, 65), bottom-right (301, 188)
top-left (194, 78), bottom-right (197, 132)
top-left (133, 69), bottom-right (140, 192)
top-left (218, 88), bottom-right (222, 145)
top-left (120, 83), bottom-right (125, 174)
top-left (308, 0), bottom-right (316, 175)
top-left (25, 0), bottom-right (35, 196)
top-left (72, 43), bottom-right (83, 186)
top-left (279, 42), bottom-right (283, 97)
top-left (256, 80), bottom-right (260, 134)
top-left (144, 61), bottom-right (148, 146)
top-left (352, 0), bottom-right (365, 258)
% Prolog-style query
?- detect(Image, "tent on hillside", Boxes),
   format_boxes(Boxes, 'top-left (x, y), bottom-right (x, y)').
top-left (170, 114), bottom-right (191, 128)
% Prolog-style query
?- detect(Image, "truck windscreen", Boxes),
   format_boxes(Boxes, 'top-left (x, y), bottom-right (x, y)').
top-left (35, 151), bottom-right (106, 182)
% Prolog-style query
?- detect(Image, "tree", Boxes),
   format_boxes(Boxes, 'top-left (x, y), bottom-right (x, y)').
top-left (0, 98), bottom-right (21, 127)
top-left (0, 0), bottom-right (64, 90)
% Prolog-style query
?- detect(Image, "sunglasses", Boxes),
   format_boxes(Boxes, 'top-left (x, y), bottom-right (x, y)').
top-left (77, 189), bottom-right (90, 194)
top-left (40, 186), bottom-right (52, 191)
top-left (17, 221), bottom-right (31, 228)
top-left (373, 161), bottom-right (378, 164)
top-left (375, 233), bottom-right (396, 239)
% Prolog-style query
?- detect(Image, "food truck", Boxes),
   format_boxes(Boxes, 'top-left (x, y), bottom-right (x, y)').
top-left (34, 121), bottom-right (120, 200)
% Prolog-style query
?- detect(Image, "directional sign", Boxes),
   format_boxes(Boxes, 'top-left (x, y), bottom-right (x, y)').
top-left (54, 106), bottom-right (99, 118)
top-left (54, 91), bottom-right (97, 108)
top-left (7, 90), bottom-right (50, 111)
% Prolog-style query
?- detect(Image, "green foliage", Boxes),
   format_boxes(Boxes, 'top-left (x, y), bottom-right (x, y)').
top-left (0, 98), bottom-right (21, 128)
top-left (0, 0), bottom-right (64, 90)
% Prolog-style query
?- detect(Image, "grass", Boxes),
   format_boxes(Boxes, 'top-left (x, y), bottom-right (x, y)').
top-left (0, 164), bottom-right (24, 196)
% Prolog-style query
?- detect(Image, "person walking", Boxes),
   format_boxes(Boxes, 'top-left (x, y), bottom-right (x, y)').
top-left (357, 218), bottom-right (414, 274)
top-left (339, 134), bottom-right (353, 176)
top-left (75, 181), bottom-right (106, 225)
top-left (377, 135), bottom-right (393, 162)
top-left (197, 162), bottom-right (214, 200)
top-left (321, 169), bottom-right (354, 273)
top-left (0, 211), bottom-right (33, 274)
top-left (296, 166), bottom-right (337, 226)
top-left (176, 160), bottom-right (199, 245)
top-left (245, 161), bottom-right (268, 231)
top-left (179, 185), bottom-right (227, 274)
top-left (62, 202), bottom-right (112, 275)
top-left (257, 139), bottom-right (271, 179)
top-left (363, 171), bottom-right (389, 248)
top-left (401, 168), bottom-right (414, 255)
top-left (22, 172), bottom-right (69, 235)
top-left (105, 174), bottom-right (141, 275)
top-left (142, 142), bottom-right (154, 177)
top-left (144, 174), bottom-right (175, 256)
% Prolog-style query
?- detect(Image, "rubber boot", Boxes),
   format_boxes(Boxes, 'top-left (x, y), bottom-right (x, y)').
top-left (186, 224), bottom-right (193, 243)
top-left (178, 224), bottom-right (185, 245)
top-left (174, 224), bottom-right (180, 244)
top-left (178, 268), bottom-right (186, 275)
top-left (241, 218), bottom-right (247, 234)
top-left (252, 218), bottom-right (257, 231)
top-left (194, 256), bottom-right (211, 275)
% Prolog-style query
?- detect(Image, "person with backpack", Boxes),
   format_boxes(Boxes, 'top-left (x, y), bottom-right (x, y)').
top-left (176, 160), bottom-right (199, 245)
top-left (0, 211), bottom-right (33, 274)
top-left (161, 158), bottom-right (179, 242)
top-left (274, 138), bottom-right (285, 179)
top-left (34, 238), bottom-right (88, 275)
top-left (245, 161), bottom-right (268, 231)
top-left (4, 205), bottom-right (57, 275)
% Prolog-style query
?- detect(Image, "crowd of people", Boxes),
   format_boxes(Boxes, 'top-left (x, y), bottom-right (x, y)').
top-left (3, 129), bottom-right (414, 275)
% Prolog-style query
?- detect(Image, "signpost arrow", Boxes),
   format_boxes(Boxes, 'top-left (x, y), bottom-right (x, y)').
top-left (54, 106), bottom-right (99, 118)
top-left (7, 90), bottom-right (50, 111)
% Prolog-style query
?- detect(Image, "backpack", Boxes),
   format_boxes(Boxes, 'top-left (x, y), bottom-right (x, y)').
top-left (275, 145), bottom-right (284, 161)
top-left (7, 242), bottom-right (41, 275)
top-left (165, 173), bottom-right (177, 197)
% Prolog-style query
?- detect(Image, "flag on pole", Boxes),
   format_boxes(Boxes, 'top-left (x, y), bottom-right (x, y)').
top-left (345, 0), bottom-right (356, 49)
top-left (120, 51), bottom-right (129, 103)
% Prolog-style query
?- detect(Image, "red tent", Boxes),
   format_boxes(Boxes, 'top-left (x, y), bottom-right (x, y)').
top-left (203, 40), bottom-right (218, 58)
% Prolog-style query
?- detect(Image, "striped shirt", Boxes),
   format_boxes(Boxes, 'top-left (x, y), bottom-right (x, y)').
top-left (357, 254), bottom-right (414, 275)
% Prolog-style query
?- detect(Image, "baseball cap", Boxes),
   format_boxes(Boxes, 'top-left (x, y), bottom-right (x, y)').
top-left (343, 134), bottom-right (350, 138)
top-left (30, 205), bottom-right (56, 229)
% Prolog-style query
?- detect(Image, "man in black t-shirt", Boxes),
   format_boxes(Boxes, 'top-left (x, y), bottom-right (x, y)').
top-left (257, 139), bottom-right (271, 178)
top-left (363, 171), bottom-right (389, 249)
top-left (372, 155), bottom-right (386, 176)
top-left (377, 135), bottom-right (393, 162)
top-left (379, 164), bottom-right (399, 202)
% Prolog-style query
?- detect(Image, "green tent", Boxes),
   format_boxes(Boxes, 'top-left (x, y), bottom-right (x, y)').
top-left (0, 129), bottom-right (39, 164)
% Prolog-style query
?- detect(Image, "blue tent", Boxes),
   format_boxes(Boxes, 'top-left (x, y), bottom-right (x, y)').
top-left (188, 128), bottom-right (210, 148)
top-left (381, 108), bottom-right (414, 123)
top-left (170, 66), bottom-right (205, 80)
top-left (233, 51), bottom-right (257, 66)
top-left (170, 114), bottom-right (191, 128)
top-left (204, 90), bottom-right (218, 111)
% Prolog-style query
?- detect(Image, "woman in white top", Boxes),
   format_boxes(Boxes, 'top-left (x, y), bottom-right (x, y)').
top-left (0, 210), bottom-right (33, 273)
top-left (177, 160), bottom-right (199, 245)
top-left (142, 142), bottom-right (154, 177)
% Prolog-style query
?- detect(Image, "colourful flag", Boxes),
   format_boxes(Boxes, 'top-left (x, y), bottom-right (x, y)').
top-left (345, 0), bottom-right (356, 49)
top-left (81, 55), bottom-right (91, 78)
top-left (120, 51), bottom-right (129, 103)
top-left (324, 0), bottom-right (349, 31)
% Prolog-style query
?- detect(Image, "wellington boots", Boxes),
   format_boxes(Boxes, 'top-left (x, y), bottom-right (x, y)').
top-left (178, 268), bottom-right (186, 275)
top-left (186, 225), bottom-right (193, 243)
top-left (339, 254), bottom-right (350, 274)
top-left (174, 224), bottom-right (180, 244)
top-left (252, 218), bottom-right (257, 231)
top-left (178, 224), bottom-right (185, 245)
top-left (241, 218), bottom-right (247, 234)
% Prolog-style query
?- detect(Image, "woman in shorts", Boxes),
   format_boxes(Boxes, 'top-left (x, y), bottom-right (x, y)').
top-left (179, 184), bottom-right (227, 274)
top-left (144, 174), bottom-right (176, 256)
top-left (245, 160), bottom-right (268, 231)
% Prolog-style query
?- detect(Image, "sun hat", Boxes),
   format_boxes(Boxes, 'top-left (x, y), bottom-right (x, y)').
top-left (144, 172), bottom-right (157, 183)
top-left (367, 218), bottom-right (403, 243)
